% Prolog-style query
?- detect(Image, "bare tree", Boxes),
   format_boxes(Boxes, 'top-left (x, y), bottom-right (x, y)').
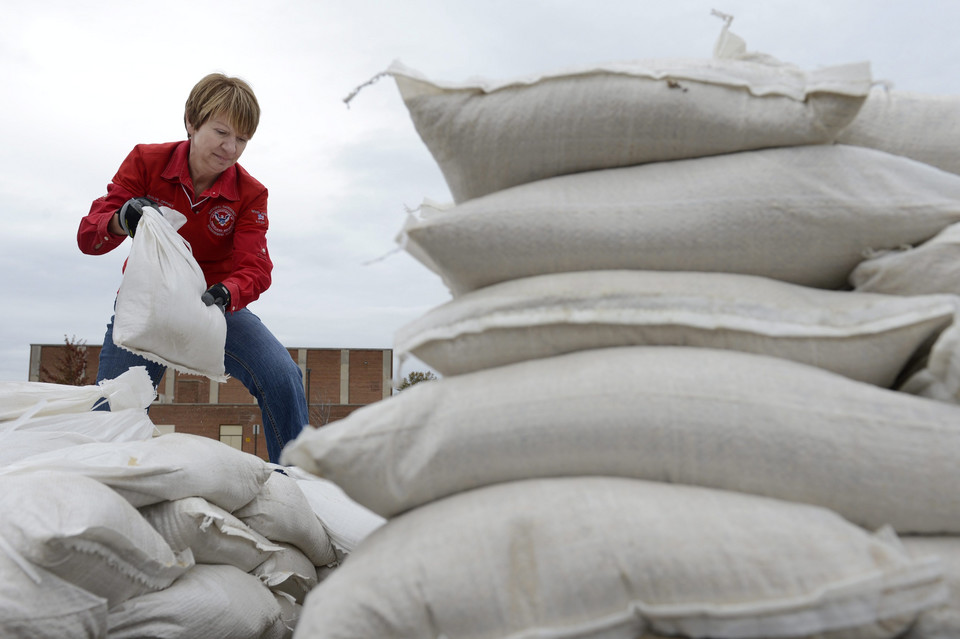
top-left (309, 400), bottom-right (334, 427)
top-left (396, 370), bottom-right (438, 392)
top-left (40, 335), bottom-right (91, 386)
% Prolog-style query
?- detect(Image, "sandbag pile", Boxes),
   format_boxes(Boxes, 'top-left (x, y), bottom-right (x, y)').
top-left (0, 371), bottom-right (382, 638)
top-left (284, 20), bottom-right (960, 639)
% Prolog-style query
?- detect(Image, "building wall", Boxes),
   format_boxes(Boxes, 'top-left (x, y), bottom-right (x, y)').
top-left (29, 342), bottom-right (393, 461)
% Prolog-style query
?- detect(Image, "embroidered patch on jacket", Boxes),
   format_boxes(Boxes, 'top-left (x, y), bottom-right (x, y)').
top-left (208, 206), bottom-right (237, 236)
top-left (252, 209), bottom-right (267, 225)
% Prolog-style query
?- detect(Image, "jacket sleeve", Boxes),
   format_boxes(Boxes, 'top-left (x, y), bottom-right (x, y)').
top-left (222, 187), bottom-right (273, 311)
top-left (77, 147), bottom-right (143, 255)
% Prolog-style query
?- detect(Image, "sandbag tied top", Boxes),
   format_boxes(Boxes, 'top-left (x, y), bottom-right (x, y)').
top-left (383, 49), bottom-right (871, 202)
top-left (398, 145), bottom-right (960, 296)
top-left (294, 476), bottom-right (945, 639)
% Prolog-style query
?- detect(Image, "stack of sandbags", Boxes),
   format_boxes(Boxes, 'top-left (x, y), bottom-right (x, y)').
top-left (0, 366), bottom-right (156, 421)
top-left (0, 366), bottom-right (158, 465)
top-left (0, 432), bottom-right (291, 637)
top-left (285, 22), bottom-right (960, 639)
top-left (283, 347), bottom-right (960, 637)
top-left (0, 373), bottom-right (366, 637)
top-left (834, 85), bottom-right (960, 407)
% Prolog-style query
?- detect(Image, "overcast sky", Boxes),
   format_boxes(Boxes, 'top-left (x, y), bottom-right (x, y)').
top-left (2, 0), bottom-right (959, 383)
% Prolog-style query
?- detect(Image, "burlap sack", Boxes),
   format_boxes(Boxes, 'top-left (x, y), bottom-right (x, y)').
top-left (232, 470), bottom-right (338, 567)
top-left (851, 222), bottom-right (960, 297)
top-left (252, 543), bottom-right (319, 604)
top-left (837, 87), bottom-right (960, 176)
top-left (283, 466), bottom-right (384, 555)
top-left (282, 346), bottom-right (960, 532)
top-left (902, 536), bottom-right (960, 639)
top-left (0, 470), bottom-right (192, 607)
top-left (399, 145), bottom-right (960, 296)
top-left (0, 406), bottom-right (155, 442)
top-left (0, 535), bottom-right (108, 638)
top-left (0, 432), bottom-right (272, 511)
top-left (113, 206), bottom-right (228, 381)
top-left (106, 564), bottom-right (287, 639)
top-left (0, 366), bottom-right (154, 420)
top-left (295, 476), bottom-right (944, 639)
top-left (396, 269), bottom-right (958, 387)
top-left (139, 496), bottom-right (282, 572)
top-left (383, 52), bottom-right (869, 202)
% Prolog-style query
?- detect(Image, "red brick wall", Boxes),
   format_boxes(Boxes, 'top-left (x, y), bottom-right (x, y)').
top-left (218, 375), bottom-right (255, 404)
top-left (349, 349), bottom-right (385, 404)
top-left (35, 343), bottom-right (102, 385)
top-left (306, 349), bottom-right (342, 404)
top-left (149, 403), bottom-right (265, 456)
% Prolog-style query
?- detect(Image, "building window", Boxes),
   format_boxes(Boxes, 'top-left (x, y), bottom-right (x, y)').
top-left (219, 424), bottom-right (243, 451)
top-left (153, 424), bottom-right (176, 437)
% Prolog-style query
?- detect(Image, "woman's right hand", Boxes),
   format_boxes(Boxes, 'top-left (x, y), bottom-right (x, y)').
top-left (115, 197), bottom-right (159, 237)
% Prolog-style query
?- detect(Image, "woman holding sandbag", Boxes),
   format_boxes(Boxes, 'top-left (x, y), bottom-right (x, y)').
top-left (77, 72), bottom-right (309, 464)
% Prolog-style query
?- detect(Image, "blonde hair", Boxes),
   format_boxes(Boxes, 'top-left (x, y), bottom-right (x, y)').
top-left (184, 73), bottom-right (260, 138)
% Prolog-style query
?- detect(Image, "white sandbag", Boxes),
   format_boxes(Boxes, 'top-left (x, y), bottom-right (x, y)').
top-left (0, 366), bottom-right (154, 420)
top-left (0, 533), bottom-right (108, 639)
top-left (139, 497), bottom-right (282, 572)
top-left (253, 543), bottom-right (319, 604)
top-left (375, 44), bottom-right (869, 202)
top-left (0, 432), bottom-right (272, 511)
top-left (837, 87), bottom-right (960, 176)
top-left (0, 406), bottom-right (155, 440)
top-left (897, 322), bottom-right (960, 404)
top-left (113, 206), bottom-right (228, 381)
top-left (0, 407), bottom-right (156, 466)
top-left (396, 269), bottom-right (958, 387)
top-left (0, 470), bottom-right (193, 607)
top-left (274, 592), bottom-right (301, 639)
top-left (851, 221), bottom-right (960, 297)
top-left (233, 470), bottom-right (338, 567)
top-left (107, 564), bottom-right (288, 639)
top-left (284, 466), bottom-right (385, 555)
top-left (296, 477), bottom-right (944, 639)
top-left (399, 145), bottom-right (960, 296)
top-left (902, 537), bottom-right (960, 639)
top-left (282, 346), bottom-right (960, 533)
top-left (0, 431), bottom-right (98, 467)
top-left (848, 223), bottom-right (960, 402)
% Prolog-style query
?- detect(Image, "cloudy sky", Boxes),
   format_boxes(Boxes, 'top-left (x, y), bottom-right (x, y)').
top-left (2, 0), bottom-right (959, 383)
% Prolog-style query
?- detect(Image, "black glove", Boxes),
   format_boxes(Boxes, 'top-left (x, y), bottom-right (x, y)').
top-left (117, 197), bottom-right (159, 238)
top-left (202, 283), bottom-right (231, 313)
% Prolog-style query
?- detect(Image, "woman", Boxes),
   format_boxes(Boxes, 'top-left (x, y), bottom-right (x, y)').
top-left (78, 73), bottom-right (309, 463)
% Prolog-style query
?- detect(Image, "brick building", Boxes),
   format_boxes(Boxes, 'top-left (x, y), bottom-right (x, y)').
top-left (28, 342), bottom-right (392, 461)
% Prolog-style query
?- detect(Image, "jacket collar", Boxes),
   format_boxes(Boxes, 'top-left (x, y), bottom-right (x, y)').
top-left (161, 140), bottom-right (240, 201)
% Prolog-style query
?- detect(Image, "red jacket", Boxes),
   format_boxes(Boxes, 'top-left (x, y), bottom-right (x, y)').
top-left (78, 140), bottom-right (272, 312)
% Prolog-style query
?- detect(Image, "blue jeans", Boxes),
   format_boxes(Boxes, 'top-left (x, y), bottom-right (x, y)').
top-left (96, 307), bottom-right (309, 463)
